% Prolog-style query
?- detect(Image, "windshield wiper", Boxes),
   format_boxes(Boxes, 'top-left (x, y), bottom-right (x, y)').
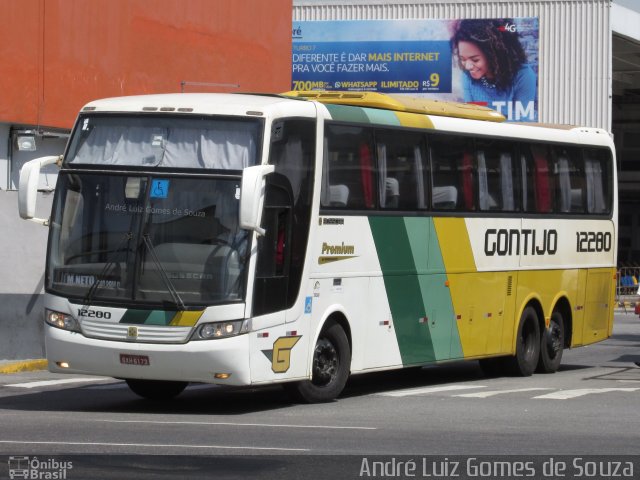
top-left (67, 245), bottom-right (133, 264)
top-left (141, 234), bottom-right (186, 311)
top-left (83, 232), bottom-right (133, 307)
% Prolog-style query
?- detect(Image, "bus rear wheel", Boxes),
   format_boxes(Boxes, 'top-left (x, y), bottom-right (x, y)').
top-left (125, 379), bottom-right (188, 400)
top-left (506, 306), bottom-right (540, 376)
top-left (537, 311), bottom-right (564, 373)
top-left (284, 321), bottom-right (350, 403)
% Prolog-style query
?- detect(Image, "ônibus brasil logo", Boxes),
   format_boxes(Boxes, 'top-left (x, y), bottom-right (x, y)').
top-left (7, 456), bottom-right (73, 479)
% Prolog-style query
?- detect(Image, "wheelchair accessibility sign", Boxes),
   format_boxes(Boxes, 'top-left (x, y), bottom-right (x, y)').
top-left (305, 296), bottom-right (312, 314)
top-left (150, 179), bottom-right (169, 198)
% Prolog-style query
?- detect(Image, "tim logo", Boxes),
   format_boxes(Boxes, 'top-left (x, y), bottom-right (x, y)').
top-left (262, 336), bottom-right (302, 373)
top-left (498, 23), bottom-right (517, 33)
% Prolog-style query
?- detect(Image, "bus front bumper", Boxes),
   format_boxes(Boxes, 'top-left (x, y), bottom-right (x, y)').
top-left (44, 324), bottom-right (251, 385)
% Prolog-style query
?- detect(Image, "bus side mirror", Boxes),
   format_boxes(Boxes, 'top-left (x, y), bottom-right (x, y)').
top-left (239, 164), bottom-right (275, 236)
top-left (18, 155), bottom-right (61, 225)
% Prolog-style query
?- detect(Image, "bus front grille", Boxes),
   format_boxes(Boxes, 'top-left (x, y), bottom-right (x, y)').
top-left (80, 319), bottom-right (192, 344)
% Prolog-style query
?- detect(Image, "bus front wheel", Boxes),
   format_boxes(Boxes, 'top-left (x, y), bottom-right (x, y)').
top-left (284, 320), bottom-right (350, 403)
top-left (125, 379), bottom-right (188, 400)
top-left (506, 306), bottom-right (540, 376)
top-left (537, 311), bottom-right (564, 373)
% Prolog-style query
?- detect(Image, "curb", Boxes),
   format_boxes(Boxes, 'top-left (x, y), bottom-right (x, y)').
top-left (0, 359), bottom-right (48, 374)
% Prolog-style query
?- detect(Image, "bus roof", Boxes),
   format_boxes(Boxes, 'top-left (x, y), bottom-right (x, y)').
top-left (78, 92), bottom-right (613, 147)
top-left (285, 90), bottom-right (613, 147)
top-left (83, 91), bottom-right (505, 123)
top-left (282, 90), bottom-right (507, 123)
top-left (80, 93), bottom-right (314, 117)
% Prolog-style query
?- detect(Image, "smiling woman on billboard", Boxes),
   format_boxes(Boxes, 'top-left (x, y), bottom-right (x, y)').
top-left (451, 18), bottom-right (537, 120)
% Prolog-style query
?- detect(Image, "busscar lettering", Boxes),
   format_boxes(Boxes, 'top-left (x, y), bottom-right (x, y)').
top-left (322, 217), bottom-right (344, 225)
top-left (484, 229), bottom-right (558, 256)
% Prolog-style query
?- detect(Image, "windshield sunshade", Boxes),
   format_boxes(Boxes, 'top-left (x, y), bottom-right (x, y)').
top-left (66, 115), bottom-right (261, 170)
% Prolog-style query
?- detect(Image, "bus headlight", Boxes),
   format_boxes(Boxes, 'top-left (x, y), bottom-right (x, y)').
top-left (193, 320), bottom-right (249, 340)
top-left (45, 309), bottom-right (80, 332)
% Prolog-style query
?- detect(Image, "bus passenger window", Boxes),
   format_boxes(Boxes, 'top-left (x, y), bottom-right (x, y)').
top-left (476, 138), bottom-right (518, 212)
top-left (375, 130), bottom-right (428, 210)
top-left (322, 125), bottom-right (376, 210)
top-left (429, 134), bottom-right (475, 211)
top-left (552, 146), bottom-right (584, 213)
top-left (461, 152), bottom-right (475, 210)
top-left (530, 144), bottom-right (553, 213)
top-left (584, 148), bottom-right (611, 214)
top-left (359, 143), bottom-right (375, 208)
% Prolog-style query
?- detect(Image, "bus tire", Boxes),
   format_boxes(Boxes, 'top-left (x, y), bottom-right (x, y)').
top-left (506, 306), bottom-right (540, 376)
top-left (284, 321), bottom-right (350, 403)
top-left (536, 311), bottom-right (564, 373)
top-left (125, 379), bottom-right (188, 400)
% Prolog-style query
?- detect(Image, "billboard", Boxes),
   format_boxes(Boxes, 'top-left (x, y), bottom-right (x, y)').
top-left (292, 18), bottom-right (539, 122)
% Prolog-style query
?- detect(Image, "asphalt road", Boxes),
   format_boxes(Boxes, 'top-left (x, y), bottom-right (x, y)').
top-left (0, 313), bottom-right (638, 479)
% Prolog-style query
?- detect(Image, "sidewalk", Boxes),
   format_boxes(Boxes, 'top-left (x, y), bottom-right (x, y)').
top-left (0, 358), bottom-right (47, 374)
top-left (616, 294), bottom-right (639, 314)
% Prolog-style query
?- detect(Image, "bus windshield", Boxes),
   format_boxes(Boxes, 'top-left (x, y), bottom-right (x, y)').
top-left (47, 172), bottom-right (249, 307)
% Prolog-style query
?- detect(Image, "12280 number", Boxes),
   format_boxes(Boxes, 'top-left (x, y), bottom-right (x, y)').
top-left (77, 308), bottom-right (112, 319)
top-left (576, 231), bottom-right (611, 253)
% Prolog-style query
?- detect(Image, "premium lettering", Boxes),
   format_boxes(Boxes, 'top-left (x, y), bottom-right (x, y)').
top-left (321, 242), bottom-right (355, 255)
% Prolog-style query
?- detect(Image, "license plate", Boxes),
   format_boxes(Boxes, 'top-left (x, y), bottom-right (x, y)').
top-left (119, 354), bottom-right (150, 366)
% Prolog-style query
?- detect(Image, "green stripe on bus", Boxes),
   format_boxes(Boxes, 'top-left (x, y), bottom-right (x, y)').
top-left (120, 310), bottom-right (150, 324)
top-left (325, 104), bottom-right (402, 126)
top-left (369, 216), bottom-right (435, 364)
top-left (404, 217), bottom-right (434, 273)
top-left (120, 310), bottom-right (176, 325)
top-left (325, 104), bottom-right (370, 123)
top-left (369, 216), bottom-right (418, 274)
top-left (369, 217), bottom-right (463, 363)
top-left (405, 217), bottom-right (463, 360)
top-left (363, 108), bottom-right (401, 126)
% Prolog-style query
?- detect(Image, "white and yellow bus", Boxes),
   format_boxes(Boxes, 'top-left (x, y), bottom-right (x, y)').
top-left (19, 91), bottom-right (617, 402)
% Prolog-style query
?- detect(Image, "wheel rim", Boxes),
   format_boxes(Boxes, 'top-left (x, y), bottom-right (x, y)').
top-left (312, 337), bottom-right (339, 387)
